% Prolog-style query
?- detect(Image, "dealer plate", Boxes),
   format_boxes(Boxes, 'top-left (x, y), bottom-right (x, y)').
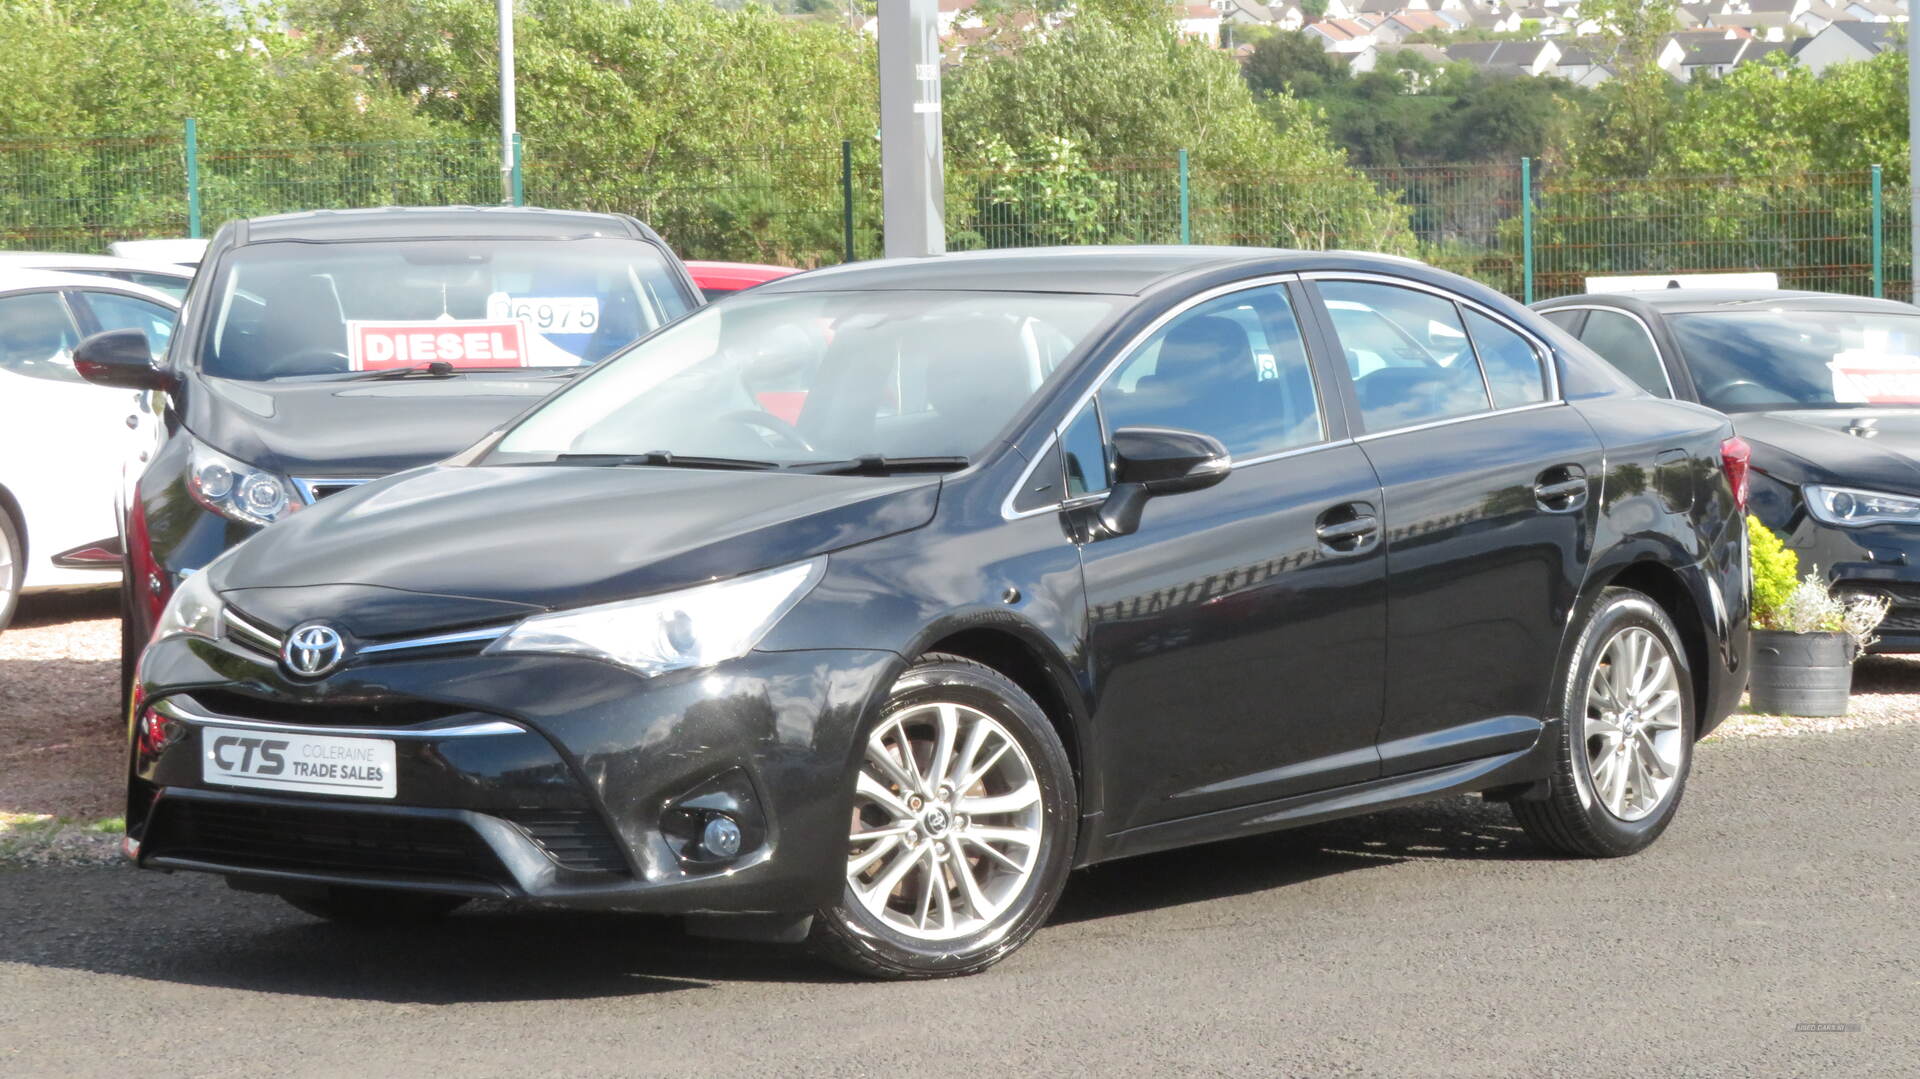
top-left (201, 726), bottom-right (398, 799)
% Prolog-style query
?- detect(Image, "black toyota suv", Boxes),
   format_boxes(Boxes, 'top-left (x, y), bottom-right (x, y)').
top-left (73, 206), bottom-right (702, 687)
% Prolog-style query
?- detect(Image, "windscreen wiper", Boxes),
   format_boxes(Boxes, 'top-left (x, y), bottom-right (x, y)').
top-left (553, 451), bottom-right (781, 471)
top-left (789, 455), bottom-right (970, 476)
top-left (352, 361), bottom-right (456, 380)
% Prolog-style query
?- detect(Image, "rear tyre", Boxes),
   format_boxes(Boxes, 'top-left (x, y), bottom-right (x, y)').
top-left (810, 654), bottom-right (1077, 979)
top-left (280, 886), bottom-right (469, 925)
top-left (0, 508), bottom-right (22, 635)
top-left (1513, 587), bottom-right (1696, 857)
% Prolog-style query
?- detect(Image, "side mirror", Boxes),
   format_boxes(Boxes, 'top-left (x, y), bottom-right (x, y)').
top-left (1096, 426), bottom-right (1231, 538)
top-left (73, 328), bottom-right (174, 391)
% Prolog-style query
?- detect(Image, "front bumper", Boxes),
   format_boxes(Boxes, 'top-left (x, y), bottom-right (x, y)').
top-left (128, 635), bottom-right (898, 914)
top-left (1781, 516), bottom-right (1920, 654)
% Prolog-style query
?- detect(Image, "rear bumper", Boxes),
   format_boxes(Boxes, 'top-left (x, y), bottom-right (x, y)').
top-left (128, 637), bottom-right (900, 914)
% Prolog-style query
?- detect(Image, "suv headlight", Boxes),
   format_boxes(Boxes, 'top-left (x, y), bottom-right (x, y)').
top-left (1804, 484), bottom-right (1920, 527)
top-left (151, 566), bottom-right (223, 647)
top-left (484, 559), bottom-right (826, 676)
top-left (187, 437), bottom-right (301, 526)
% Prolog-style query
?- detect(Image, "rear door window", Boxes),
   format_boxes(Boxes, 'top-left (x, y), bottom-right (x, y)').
top-left (0, 291), bottom-right (83, 383)
top-left (1318, 281), bottom-right (1492, 432)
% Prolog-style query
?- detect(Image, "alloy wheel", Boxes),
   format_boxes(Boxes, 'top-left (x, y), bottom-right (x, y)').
top-left (1582, 626), bottom-right (1685, 822)
top-left (846, 701), bottom-right (1044, 942)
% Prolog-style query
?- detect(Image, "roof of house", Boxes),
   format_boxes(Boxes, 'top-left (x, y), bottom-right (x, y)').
top-left (1309, 17), bottom-right (1377, 39)
top-left (1444, 40), bottom-right (1553, 64)
top-left (1682, 38), bottom-right (1750, 64)
top-left (1827, 20), bottom-right (1900, 50)
top-left (1379, 42), bottom-right (1452, 63)
top-left (1386, 10), bottom-right (1453, 30)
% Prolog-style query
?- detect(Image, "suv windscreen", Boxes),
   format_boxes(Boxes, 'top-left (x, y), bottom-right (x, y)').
top-left (1669, 309), bottom-right (1920, 410)
top-left (488, 289), bottom-right (1122, 467)
top-left (199, 238), bottom-right (689, 381)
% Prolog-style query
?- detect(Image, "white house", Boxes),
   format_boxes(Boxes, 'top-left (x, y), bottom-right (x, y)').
top-left (1305, 16), bottom-right (1381, 51)
top-left (1375, 10), bottom-right (1454, 42)
top-left (1442, 38), bottom-right (1564, 75)
top-left (1795, 18), bottom-right (1900, 73)
top-left (1177, 2), bottom-right (1225, 43)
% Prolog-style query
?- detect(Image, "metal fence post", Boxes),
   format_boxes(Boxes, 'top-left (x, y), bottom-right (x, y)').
top-left (842, 140), bottom-right (856, 263)
top-left (511, 133), bottom-right (525, 207)
top-left (1520, 156), bottom-right (1533, 305)
top-left (1872, 164), bottom-right (1885, 298)
top-left (184, 117), bottom-right (202, 239)
top-left (1178, 149), bottom-right (1191, 244)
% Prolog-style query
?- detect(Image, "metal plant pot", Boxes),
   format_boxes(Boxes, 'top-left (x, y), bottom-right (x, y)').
top-left (1748, 630), bottom-right (1854, 718)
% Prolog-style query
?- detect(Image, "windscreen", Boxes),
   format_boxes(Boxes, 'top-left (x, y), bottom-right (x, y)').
top-left (198, 238), bottom-right (690, 380)
top-left (1670, 309), bottom-right (1920, 410)
top-left (489, 289), bottom-right (1122, 466)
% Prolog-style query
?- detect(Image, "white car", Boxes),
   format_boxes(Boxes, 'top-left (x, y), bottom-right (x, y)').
top-left (0, 269), bottom-right (179, 632)
top-left (0, 252), bottom-right (195, 301)
top-left (107, 238), bottom-right (207, 268)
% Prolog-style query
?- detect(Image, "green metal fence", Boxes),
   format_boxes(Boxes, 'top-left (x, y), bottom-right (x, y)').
top-left (0, 119), bottom-right (1909, 304)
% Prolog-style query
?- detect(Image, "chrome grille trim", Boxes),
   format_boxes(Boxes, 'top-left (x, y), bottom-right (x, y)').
top-left (224, 608), bottom-right (281, 656)
top-left (357, 624), bottom-right (516, 656)
top-left (152, 696), bottom-right (521, 739)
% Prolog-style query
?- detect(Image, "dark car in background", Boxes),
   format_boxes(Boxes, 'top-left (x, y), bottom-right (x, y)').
top-left (1536, 289), bottom-right (1920, 650)
top-left (124, 247), bottom-right (1747, 979)
top-left (74, 206), bottom-right (702, 687)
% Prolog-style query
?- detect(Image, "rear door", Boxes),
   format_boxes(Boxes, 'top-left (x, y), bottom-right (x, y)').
top-left (1305, 275), bottom-right (1604, 774)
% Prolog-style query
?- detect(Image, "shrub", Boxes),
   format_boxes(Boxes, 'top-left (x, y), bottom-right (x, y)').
top-left (1747, 516), bottom-right (1799, 630)
top-left (1749, 517), bottom-right (1889, 652)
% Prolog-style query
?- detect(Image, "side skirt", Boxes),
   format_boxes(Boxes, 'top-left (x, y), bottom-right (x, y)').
top-left (1086, 721), bottom-right (1559, 866)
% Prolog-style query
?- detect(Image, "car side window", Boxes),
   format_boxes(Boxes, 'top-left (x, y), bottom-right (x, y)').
top-left (1579, 309), bottom-right (1672, 397)
top-left (1061, 400), bottom-right (1110, 498)
top-left (1097, 285), bottom-right (1322, 458)
top-left (1463, 309), bottom-right (1547, 408)
top-left (1319, 280), bottom-right (1491, 432)
top-left (0, 291), bottom-right (83, 383)
top-left (82, 291), bottom-right (177, 359)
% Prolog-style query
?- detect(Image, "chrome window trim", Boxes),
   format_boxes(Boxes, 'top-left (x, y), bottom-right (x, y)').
top-left (1303, 270), bottom-right (1563, 405)
top-left (152, 695), bottom-right (522, 739)
top-left (1351, 399), bottom-right (1566, 443)
top-left (357, 624), bottom-right (516, 656)
top-left (1544, 303), bottom-right (1676, 397)
top-left (292, 476), bottom-right (372, 505)
top-left (1002, 272), bottom-right (1320, 520)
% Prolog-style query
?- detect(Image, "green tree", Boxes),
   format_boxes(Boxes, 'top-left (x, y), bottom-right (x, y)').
top-left (1242, 30), bottom-right (1350, 99)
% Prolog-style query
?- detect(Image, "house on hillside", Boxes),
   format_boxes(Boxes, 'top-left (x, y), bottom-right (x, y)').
top-left (1442, 39), bottom-right (1563, 74)
top-left (1375, 10), bottom-right (1454, 42)
top-left (1840, 0), bottom-right (1908, 21)
top-left (1704, 11), bottom-right (1794, 40)
top-left (1794, 18), bottom-right (1900, 73)
top-left (1306, 16), bottom-right (1381, 52)
top-left (1177, 3), bottom-right (1225, 43)
top-left (1677, 35), bottom-right (1794, 79)
top-left (1553, 45), bottom-right (1615, 85)
top-left (1350, 41), bottom-right (1451, 76)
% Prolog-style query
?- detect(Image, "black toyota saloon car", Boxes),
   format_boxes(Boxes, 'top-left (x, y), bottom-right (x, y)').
top-left (125, 248), bottom-right (1749, 979)
top-left (72, 206), bottom-right (702, 691)
top-left (1536, 289), bottom-right (1920, 650)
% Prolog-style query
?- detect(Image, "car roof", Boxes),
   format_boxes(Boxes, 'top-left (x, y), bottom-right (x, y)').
top-left (234, 205), bottom-right (654, 244)
top-left (758, 246), bottom-right (1424, 296)
top-left (1537, 288), bottom-right (1918, 316)
top-left (0, 267), bottom-right (183, 305)
top-left (0, 252), bottom-right (195, 277)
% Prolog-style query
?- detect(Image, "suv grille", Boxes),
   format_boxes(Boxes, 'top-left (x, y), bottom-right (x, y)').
top-left (144, 797), bottom-right (509, 887)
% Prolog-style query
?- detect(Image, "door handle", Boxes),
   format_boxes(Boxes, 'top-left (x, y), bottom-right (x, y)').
top-left (1315, 503), bottom-right (1380, 554)
top-left (1534, 466), bottom-right (1589, 511)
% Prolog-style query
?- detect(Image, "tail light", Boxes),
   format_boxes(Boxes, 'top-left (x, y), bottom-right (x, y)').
top-left (126, 495), bottom-right (168, 624)
top-left (1721, 436), bottom-right (1751, 511)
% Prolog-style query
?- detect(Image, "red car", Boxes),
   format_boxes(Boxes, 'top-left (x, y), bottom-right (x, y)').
top-left (684, 260), bottom-right (798, 300)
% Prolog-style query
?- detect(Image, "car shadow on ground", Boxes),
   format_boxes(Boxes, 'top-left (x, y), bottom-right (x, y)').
top-left (0, 795), bottom-right (1549, 1002)
top-left (6, 590), bottom-right (117, 629)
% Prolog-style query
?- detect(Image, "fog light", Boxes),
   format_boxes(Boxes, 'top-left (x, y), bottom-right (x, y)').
top-left (702, 815), bottom-right (743, 859)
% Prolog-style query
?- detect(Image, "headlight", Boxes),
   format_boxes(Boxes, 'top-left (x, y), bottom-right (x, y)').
top-left (150, 566), bottom-right (222, 647)
top-left (1804, 484), bottom-right (1920, 527)
top-left (484, 559), bottom-right (826, 676)
top-left (187, 437), bottom-right (300, 526)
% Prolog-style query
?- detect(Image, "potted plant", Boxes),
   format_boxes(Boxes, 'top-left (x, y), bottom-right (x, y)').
top-left (1746, 516), bottom-right (1890, 717)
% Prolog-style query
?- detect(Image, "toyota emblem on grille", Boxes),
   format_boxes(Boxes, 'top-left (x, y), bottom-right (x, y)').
top-left (282, 622), bottom-right (347, 678)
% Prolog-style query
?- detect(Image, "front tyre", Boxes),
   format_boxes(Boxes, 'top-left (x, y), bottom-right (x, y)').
top-left (0, 508), bottom-right (22, 634)
top-left (1513, 587), bottom-right (1696, 857)
top-left (811, 654), bottom-right (1077, 979)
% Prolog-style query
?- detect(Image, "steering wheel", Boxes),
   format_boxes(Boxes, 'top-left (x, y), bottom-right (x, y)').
top-left (719, 408), bottom-right (814, 453)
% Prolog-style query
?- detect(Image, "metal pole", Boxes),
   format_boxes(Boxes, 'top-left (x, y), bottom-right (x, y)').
top-left (511, 132), bottom-right (525, 208)
top-left (842, 140), bottom-right (856, 263)
top-left (1909, 25), bottom-right (1919, 299)
top-left (1178, 149), bottom-right (1191, 245)
top-left (1872, 164), bottom-right (1884, 298)
top-left (498, 0), bottom-right (517, 206)
top-left (1521, 156), bottom-right (1534, 305)
top-left (184, 117), bottom-right (201, 239)
top-left (878, 0), bottom-right (945, 257)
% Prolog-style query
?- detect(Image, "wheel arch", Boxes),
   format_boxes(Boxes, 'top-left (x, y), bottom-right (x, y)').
top-left (0, 480), bottom-right (25, 565)
top-left (1576, 558), bottom-right (1713, 738)
top-left (909, 622), bottom-right (1096, 841)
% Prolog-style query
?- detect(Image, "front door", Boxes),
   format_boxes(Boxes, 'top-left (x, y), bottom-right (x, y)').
top-left (1309, 276), bottom-right (1604, 774)
top-left (1076, 281), bottom-right (1389, 834)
